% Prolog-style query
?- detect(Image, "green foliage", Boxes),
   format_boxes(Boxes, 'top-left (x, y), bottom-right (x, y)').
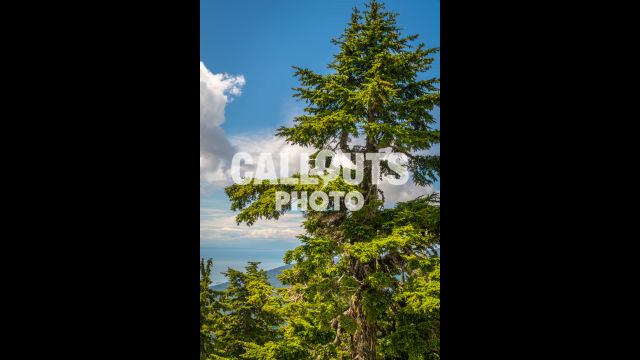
top-left (213, 262), bottom-right (283, 360)
top-left (201, 259), bottom-right (223, 360)
top-left (213, 1), bottom-right (440, 359)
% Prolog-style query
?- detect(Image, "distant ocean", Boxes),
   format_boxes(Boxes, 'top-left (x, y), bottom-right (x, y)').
top-left (201, 246), bottom-right (294, 284)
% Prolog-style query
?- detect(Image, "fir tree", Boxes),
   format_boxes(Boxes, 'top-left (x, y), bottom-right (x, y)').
top-left (201, 258), bottom-right (222, 360)
top-left (214, 262), bottom-right (283, 359)
top-left (225, 1), bottom-right (439, 358)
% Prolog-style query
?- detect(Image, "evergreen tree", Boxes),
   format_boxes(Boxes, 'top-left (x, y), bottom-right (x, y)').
top-left (201, 258), bottom-right (222, 360)
top-left (214, 262), bottom-right (283, 359)
top-left (225, 1), bottom-right (439, 358)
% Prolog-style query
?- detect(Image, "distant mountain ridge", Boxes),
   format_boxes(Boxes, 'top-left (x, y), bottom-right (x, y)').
top-left (210, 264), bottom-right (293, 291)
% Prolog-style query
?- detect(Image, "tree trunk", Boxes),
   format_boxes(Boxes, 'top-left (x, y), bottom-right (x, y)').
top-left (348, 128), bottom-right (379, 359)
top-left (349, 258), bottom-right (378, 360)
top-left (350, 292), bottom-right (377, 359)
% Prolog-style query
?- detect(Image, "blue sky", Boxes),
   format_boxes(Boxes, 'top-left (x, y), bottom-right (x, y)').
top-left (200, 0), bottom-right (440, 283)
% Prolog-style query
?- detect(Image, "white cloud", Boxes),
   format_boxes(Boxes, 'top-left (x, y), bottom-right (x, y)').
top-left (229, 135), bottom-right (313, 179)
top-left (200, 209), bottom-right (305, 247)
top-left (200, 61), bottom-right (245, 191)
top-left (379, 180), bottom-right (438, 206)
top-left (200, 62), bottom-right (314, 191)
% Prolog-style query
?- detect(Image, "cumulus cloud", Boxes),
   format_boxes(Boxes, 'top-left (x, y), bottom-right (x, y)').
top-left (200, 61), bottom-right (245, 190)
top-left (200, 62), bottom-right (313, 192)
